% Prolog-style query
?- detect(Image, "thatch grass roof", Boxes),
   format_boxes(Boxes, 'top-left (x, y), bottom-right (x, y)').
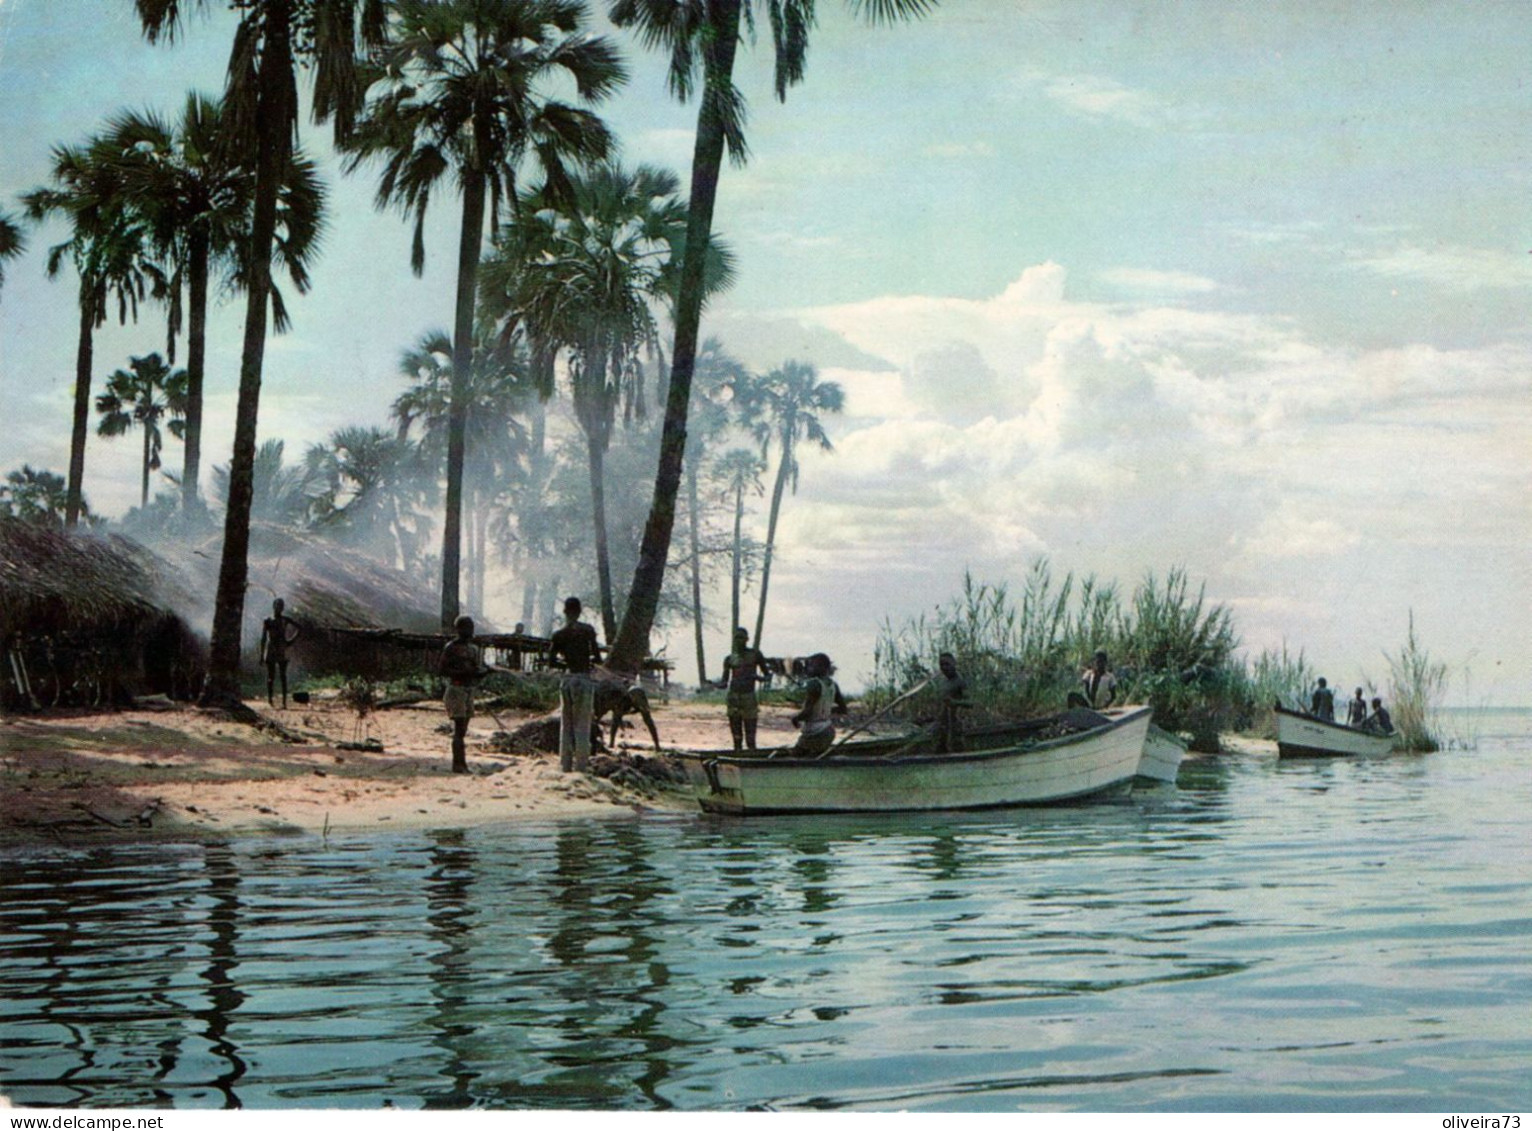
top-left (154, 523), bottom-right (443, 642)
top-left (0, 517), bottom-right (194, 638)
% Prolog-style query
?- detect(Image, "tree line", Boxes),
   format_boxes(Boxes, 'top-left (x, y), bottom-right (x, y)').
top-left (0, 0), bottom-right (935, 702)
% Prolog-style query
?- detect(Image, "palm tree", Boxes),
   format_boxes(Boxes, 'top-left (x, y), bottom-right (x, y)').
top-left (713, 445), bottom-right (765, 648)
top-left (92, 94), bottom-right (325, 511)
top-left (749, 360), bottom-right (844, 646)
top-left (305, 426), bottom-right (435, 571)
top-left (493, 163), bottom-right (698, 641)
top-left (605, 0), bottom-right (936, 672)
top-left (341, 0), bottom-right (624, 628)
top-left (683, 338), bottom-right (749, 683)
top-left (0, 466), bottom-right (89, 528)
top-left (0, 212), bottom-right (26, 299)
top-left (394, 329), bottom-right (530, 614)
top-left (21, 142), bottom-right (163, 529)
top-left (211, 439), bottom-right (316, 528)
top-left (136, 0), bottom-right (384, 703)
top-left (95, 352), bottom-right (189, 509)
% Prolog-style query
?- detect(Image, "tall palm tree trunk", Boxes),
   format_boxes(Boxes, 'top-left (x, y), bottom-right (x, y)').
top-left (203, 0), bottom-right (293, 704)
top-left (65, 287), bottom-right (95, 527)
top-left (731, 482), bottom-right (745, 636)
top-left (753, 434), bottom-right (793, 648)
top-left (442, 171), bottom-right (487, 627)
top-left (182, 231), bottom-right (209, 510)
top-left (141, 423), bottom-right (152, 507)
top-left (686, 453), bottom-right (707, 685)
top-left (587, 432), bottom-right (617, 643)
top-left (609, 0), bottom-right (743, 673)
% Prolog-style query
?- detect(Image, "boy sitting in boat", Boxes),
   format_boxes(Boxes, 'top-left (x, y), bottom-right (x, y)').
top-left (790, 653), bottom-right (848, 756)
top-left (1362, 697), bottom-right (1394, 735)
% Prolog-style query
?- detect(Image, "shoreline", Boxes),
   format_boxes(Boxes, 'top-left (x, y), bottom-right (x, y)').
top-left (0, 697), bottom-right (1273, 849)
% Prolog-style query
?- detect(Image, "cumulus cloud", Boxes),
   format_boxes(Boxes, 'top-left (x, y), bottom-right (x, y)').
top-left (719, 262), bottom-right (1531, 691)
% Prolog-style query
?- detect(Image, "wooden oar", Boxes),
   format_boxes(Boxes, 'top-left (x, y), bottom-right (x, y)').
top-left (821, 678), bottom-right (931, 757)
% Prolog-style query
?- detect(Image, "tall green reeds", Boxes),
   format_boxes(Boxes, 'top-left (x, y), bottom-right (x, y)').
top-left (1241, 644), bottom-right (1317, 738)
top-left (870, 561), bottom-right (1242, 747)
top-left (1386, 611), bottom-right (1446, 751)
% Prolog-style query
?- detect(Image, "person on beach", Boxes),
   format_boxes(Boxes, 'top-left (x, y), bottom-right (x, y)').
top-left (440, 614), bottom-right (515, 774)
top-left (549, 597), bottom-right (601, 772)
top-left (1363, 697), bottom-right (1394, 735)
top-left (1347, 687), bottom-right (1368, 727)
top-left (718, 627), bottom-right (769, 752)
top-left (259, 598), bottom-right (301, 709)
top-left (790, 653), bottom-right (847, 756)
top-left (1069, 650), bottom-right (1118, 710)
top-left (934, 651), bottom-right (972, 753)
top-left (1311, 677), bottom-right (1336, 721)
top-left (593, 667), bottom-right (661, 752)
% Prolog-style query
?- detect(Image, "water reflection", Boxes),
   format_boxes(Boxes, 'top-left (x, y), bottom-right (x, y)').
top-left (420, 830), bottom-right (476, 1110)
top-left (3, 731), bottom-right (1531, 1111)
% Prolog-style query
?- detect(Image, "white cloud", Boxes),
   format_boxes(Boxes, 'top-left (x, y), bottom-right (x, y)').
top-left (1347, 243), bottom-right (1532, 291)
top-left (728, 262), bottom-right (1532, 697)
top-left (1098, 267), bottom-right (1222, 296)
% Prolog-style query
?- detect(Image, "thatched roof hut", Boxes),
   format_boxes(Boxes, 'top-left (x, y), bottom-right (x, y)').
top-left (0, 517), bottom-right (203, 702)
top-left (154, 524), bottom-right (444, 680)
top-left (0, 517), bottom-right (193, 639)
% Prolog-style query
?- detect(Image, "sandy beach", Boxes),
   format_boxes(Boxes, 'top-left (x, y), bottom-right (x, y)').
top-left (1, 694), bottom-right (1263, 848)
top-left (0, 693), bottom-right (801, 846)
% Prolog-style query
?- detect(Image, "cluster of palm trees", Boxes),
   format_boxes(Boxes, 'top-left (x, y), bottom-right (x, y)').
top-left (4, 0), bottom-right (933, 702)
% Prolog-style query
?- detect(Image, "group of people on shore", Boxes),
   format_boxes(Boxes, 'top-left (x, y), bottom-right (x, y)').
top-left (1310, 677), bottom-right (1394, 734)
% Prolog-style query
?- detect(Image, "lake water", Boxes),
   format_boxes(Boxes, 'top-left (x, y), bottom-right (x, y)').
top-left (2, 710), bottom-right (1529, 1112)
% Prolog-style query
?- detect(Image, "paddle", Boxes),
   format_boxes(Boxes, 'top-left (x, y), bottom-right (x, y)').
top-left (820, 677), bottom-right (932, 757)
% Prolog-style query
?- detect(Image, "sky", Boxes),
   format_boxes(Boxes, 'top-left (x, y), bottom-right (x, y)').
top-left (1, 0), bottom-right (1528, 703)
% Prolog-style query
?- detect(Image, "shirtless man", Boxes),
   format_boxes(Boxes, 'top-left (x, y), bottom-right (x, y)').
top-left (719, 627), bottom-right (769, 752)
top-left (934, 651), bottom-right (972, 753)
top-left (259, 598), bottom-right (301, 708)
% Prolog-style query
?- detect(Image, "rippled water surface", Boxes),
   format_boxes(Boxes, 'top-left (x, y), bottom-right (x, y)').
top-left (3, 711), bottom-right (1530, 1112)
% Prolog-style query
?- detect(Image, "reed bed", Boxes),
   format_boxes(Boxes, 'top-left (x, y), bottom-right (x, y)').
top-left (1386, 611), bottom-right (1447, 752)
top-left (870, 561), bottom-right (1242, 749)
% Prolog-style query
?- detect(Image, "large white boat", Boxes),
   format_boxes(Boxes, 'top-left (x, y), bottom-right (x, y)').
top-left (1274, 703), bottom-right (1395, 758)
top-left (675, 706), bottom-right (1152, 816)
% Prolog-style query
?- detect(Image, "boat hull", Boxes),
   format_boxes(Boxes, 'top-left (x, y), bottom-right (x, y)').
top-left (1275, 705), bottom-right (1394, 758)
top-left (677, 707), bottom-right (1151, 816)
top-left (1138, 724), bottom-right (1187, 783)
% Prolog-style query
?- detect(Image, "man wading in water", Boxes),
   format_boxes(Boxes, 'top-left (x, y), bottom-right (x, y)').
top-left (549, 597), bottom-right (601, 772)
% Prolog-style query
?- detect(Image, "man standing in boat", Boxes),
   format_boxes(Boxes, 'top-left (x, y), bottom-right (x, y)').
top-left (1311, 677), bottom-right (1336, 721)
top-left (790, 653), bottom-right (847, 756)
top-left (1346, 687), bottom-right (1368, 727)
top-left (1076, 650), bottom-right (1118, 709)
top-left (549, 596), bottom-right (600, 772)
top-left (935, 651), bottom-right (972, 753)
top-left (719, 627), bottom-right (769, 752)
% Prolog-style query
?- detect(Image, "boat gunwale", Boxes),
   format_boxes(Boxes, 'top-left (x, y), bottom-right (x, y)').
top-left (673, 705), bottom-right (1152, 771)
